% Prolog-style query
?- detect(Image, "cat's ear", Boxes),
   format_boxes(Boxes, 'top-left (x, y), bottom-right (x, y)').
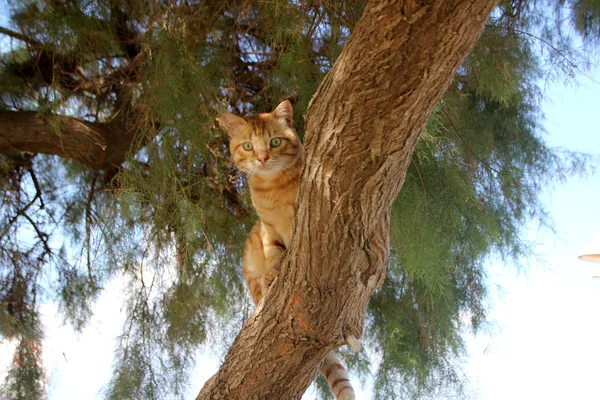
top-left (272, 100), bottom-right (293, 127)
top-left (221, 112), bottom-right (246, 137)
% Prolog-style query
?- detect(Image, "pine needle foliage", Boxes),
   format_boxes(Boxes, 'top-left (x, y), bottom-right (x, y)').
top-left (1, 336), bottom-right (45, 400)
top-left (0, 1), bottom-right (598, 399)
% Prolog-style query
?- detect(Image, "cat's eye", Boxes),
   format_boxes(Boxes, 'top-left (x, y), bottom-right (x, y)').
top-left (242, 142), bottom-right (253, 151)
top-left (270, 138), bottom-right (282, 147)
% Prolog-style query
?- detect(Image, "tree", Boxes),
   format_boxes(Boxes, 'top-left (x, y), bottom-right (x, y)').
top-left (196, 1), bottom-right (499, 398)
top-left (0, 0), bottom-right (595, 399)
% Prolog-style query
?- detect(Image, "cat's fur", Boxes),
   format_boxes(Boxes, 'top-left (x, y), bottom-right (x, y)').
top-left (222, 101), bottom-right (355, 400)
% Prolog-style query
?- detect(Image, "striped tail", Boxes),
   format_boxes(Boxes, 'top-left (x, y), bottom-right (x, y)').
top-left (320, 352), bottom-right (355, 400)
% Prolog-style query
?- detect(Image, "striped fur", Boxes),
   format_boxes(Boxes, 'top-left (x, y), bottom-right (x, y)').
top-left (321, 353), bottom-right (355, 400)
top-left (222, 100), bottom-right (302, 302)
top-left (222, 101), bottom-right (355, 399)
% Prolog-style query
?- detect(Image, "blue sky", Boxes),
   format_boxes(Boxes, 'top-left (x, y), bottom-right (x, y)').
top-left (463, 72), bottom-right (600, 399)
top-left (1, 9), bottom-right (600, 400)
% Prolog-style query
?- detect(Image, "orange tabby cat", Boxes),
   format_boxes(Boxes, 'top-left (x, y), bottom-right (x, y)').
top-left (222, 101), bottom-right (355, 400)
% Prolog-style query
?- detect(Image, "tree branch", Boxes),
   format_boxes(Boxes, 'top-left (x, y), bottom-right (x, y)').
top-left (0, 26), bottom-right (40, 46)
top-left (511, 27), bottom-right (600, 84)
top-left (197, 0), bottom-right (498, 398)
top-left (0, 189), bottom-right (39, 241)
top-left (0, 111), bottom-right (136, 169)
top-left (24, 212), bottom-right (52, 258)
top-left (85, 172), bottom-right (99, 284)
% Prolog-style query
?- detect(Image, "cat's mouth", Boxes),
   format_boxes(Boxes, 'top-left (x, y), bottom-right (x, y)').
top-left (251, 161), bottom-right (282, 175)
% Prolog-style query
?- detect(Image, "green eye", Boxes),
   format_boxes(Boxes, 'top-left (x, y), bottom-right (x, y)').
top-left (242, 142), bottom-right (253, 151)
top-left (270, 138), bottom-right (282, 147)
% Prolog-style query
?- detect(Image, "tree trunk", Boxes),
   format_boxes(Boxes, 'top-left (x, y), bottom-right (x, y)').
top-left (0, 111), bottom-right (137, 169)
top-left (197, 1), bottom-right (497, 399)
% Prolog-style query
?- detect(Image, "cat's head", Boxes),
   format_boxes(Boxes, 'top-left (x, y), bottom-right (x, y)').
top-left (221, 101), bottom-right (302, 177)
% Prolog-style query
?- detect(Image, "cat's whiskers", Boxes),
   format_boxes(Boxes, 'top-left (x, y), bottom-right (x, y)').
top-left (238, 165), bottom-right (253, 176)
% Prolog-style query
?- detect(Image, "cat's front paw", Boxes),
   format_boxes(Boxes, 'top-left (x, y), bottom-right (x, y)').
top-left (263, 269), bottom-right (280, 288)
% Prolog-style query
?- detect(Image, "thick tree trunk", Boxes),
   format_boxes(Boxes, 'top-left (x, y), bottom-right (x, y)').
top-left (197, 1), bottom-right (497, 399)
top-left (0, 111), bottom-right (137, 169)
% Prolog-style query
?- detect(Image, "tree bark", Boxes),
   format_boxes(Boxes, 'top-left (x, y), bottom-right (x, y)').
top-left (0, 111), bottom-right (137, 169)
top-left (197, 1), bottom-right (497, 399)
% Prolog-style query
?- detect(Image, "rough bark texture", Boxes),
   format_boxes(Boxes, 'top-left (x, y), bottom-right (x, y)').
top-left (197, 1), bottom-right (497, 399)
top-left (0, 111), bottom-right (137, 169)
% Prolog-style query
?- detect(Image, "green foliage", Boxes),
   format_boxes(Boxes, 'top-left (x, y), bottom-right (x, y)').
top-left (1, 337), bottom-right (45, 400)
top-left (0, 0), bottom-right (599, 399)
top-left (557, 0), bottom-right (600, 47)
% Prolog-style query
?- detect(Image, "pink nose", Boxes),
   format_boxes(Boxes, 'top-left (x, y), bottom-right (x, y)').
top-left (257, 152), bottom-right (269, 165)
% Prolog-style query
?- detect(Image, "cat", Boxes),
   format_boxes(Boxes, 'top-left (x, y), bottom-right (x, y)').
top-left (222, 100), bottom-right (356, 400)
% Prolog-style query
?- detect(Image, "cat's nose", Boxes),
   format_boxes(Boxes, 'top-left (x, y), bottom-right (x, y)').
top-left (257, 151), bottom-right (269, 165)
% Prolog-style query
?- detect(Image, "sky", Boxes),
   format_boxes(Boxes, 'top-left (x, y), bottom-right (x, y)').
top-left (2, 12), bottom-right (600, 400)
top-left (463, 72), bottom-right (600, 399)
